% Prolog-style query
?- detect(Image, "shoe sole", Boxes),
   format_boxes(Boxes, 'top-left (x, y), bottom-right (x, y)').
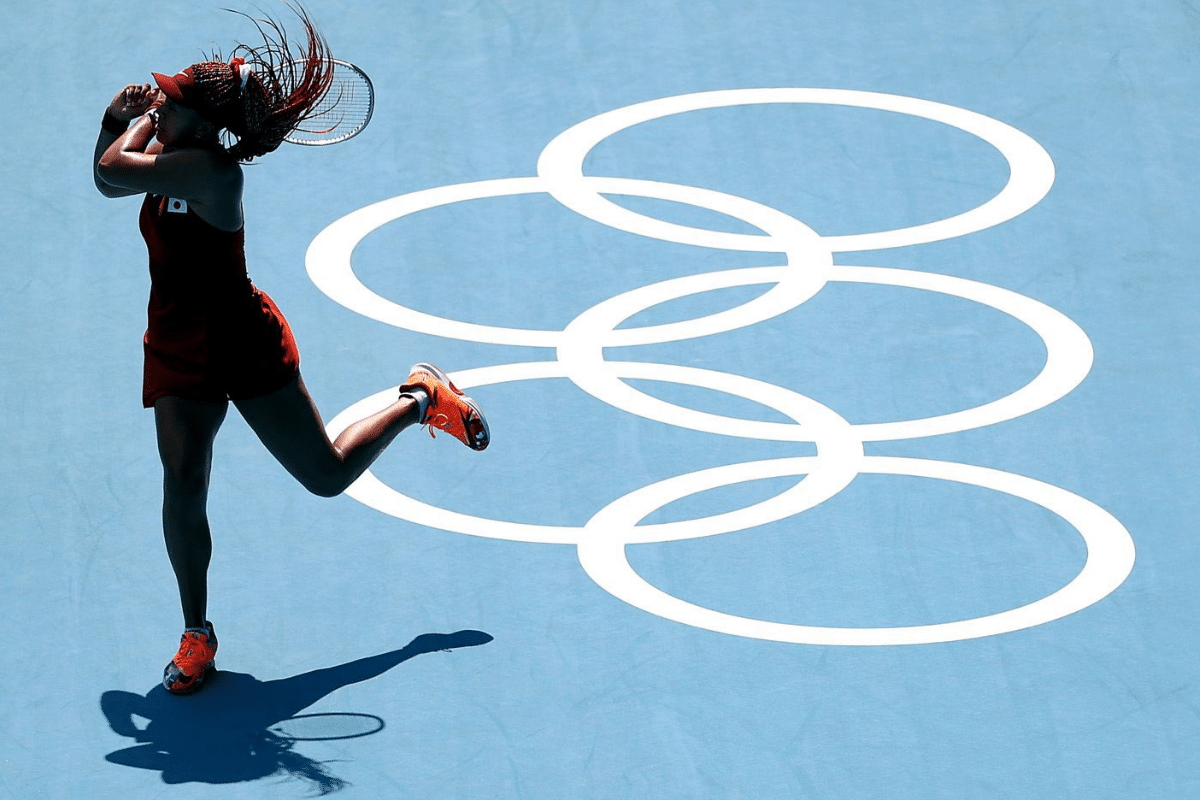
top-left (164, 662), bottom-right (215, 695)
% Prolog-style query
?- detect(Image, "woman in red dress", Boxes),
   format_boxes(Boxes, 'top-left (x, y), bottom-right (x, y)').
top-left (92, 7), bottom-right (490, 694)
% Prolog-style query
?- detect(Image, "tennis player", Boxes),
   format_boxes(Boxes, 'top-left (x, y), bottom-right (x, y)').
top-left (92, 6), bottom-right (490, 694)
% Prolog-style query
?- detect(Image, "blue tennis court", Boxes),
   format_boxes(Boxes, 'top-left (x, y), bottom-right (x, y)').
top-left (4, 1), bottom-right (1199, 797)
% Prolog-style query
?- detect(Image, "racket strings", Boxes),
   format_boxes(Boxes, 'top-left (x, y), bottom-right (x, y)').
top-left (287, 62), bottom-right (373, 143)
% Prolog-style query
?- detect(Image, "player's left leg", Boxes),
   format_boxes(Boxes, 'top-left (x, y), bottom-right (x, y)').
top-left (154, 395), bottom-right (227, 694)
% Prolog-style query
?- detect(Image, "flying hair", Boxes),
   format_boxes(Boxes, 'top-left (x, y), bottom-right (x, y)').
top-left (202, 2), bottom-right (336, 161)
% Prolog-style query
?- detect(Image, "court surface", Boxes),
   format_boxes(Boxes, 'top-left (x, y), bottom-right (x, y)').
top-left (3, 1), bottom-right (1200, 797)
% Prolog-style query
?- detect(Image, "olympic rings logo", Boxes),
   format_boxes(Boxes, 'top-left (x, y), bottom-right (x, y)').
top-left (307, 89), bottom-right (1134, 646)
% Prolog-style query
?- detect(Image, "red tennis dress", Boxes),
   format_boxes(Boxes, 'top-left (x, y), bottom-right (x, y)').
top-left (140, 193), bottom-right (300, 407)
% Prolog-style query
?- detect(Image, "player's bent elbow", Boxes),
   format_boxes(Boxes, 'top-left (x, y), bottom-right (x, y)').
top-left (96, 158), bottom-right (122, 186)
top-left (94, 175), bottom-right (131, 198)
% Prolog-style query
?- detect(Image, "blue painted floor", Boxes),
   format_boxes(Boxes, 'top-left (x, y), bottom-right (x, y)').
top-left (4, 1), bottom-right (1200, 797)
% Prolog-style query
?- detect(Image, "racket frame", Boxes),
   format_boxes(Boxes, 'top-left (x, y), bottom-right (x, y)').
top-left (282, 58), bottom-right (375, 146)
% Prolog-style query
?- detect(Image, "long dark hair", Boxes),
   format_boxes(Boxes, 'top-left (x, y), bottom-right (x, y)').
top-left (192, 3), bottom-right (336, 161)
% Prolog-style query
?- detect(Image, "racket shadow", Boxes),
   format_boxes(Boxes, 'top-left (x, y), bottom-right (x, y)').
top-left (100, 630), bottom-right (492, 793)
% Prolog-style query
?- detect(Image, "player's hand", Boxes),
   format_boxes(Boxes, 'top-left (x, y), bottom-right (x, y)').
top-left (108, 84), bottom-right (162, 122)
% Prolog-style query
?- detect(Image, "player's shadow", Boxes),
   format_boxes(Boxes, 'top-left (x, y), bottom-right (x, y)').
top-left (100, 630), bottom-right (492, 794)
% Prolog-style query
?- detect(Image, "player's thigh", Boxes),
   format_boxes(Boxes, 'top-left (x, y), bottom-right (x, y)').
top-left (153, 396), bottom-right (228, 485)
top-left (233, 374), bottom-right (340, 486)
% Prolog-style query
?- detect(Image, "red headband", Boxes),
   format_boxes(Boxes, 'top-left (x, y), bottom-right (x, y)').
top-left (151, 67), bottom-right (198, 105)
top-left (152, 58), bottom-right (249, 106)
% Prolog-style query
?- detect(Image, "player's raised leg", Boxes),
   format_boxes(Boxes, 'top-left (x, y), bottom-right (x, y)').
top-left (234, 374), bottom-right (421, 498)
top-left (234, 365), bottom-right (490, 499)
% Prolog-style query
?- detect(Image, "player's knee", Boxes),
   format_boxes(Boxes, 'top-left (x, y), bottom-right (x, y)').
top-left (306, 482), bottom-right (345, 499)
top-left (161, 459), bottom-right (209, 497)
top-left (299, 471), bottom-right (348, 498)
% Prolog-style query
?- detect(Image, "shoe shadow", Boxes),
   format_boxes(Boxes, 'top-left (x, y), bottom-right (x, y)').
top-left (100, 630), bottom-right (492, 794)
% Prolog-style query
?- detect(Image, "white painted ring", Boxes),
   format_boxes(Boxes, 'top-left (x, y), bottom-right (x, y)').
top-left (537, 87), bottom-right (1055, 253)
top-left (577, 455), bottom-right (1135, 645)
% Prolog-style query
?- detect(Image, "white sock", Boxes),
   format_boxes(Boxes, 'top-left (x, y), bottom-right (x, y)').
top-left (402, 387), bottom-right (431, 422)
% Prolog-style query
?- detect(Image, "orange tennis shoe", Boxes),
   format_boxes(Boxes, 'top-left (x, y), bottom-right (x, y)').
top-left (163, 622), bottom-right (217, 695)
top-left (400, 363), bottom-right (490, 451)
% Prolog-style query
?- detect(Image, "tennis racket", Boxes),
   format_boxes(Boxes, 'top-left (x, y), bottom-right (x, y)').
top-left (284, 58), bottom-right (375, 145)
